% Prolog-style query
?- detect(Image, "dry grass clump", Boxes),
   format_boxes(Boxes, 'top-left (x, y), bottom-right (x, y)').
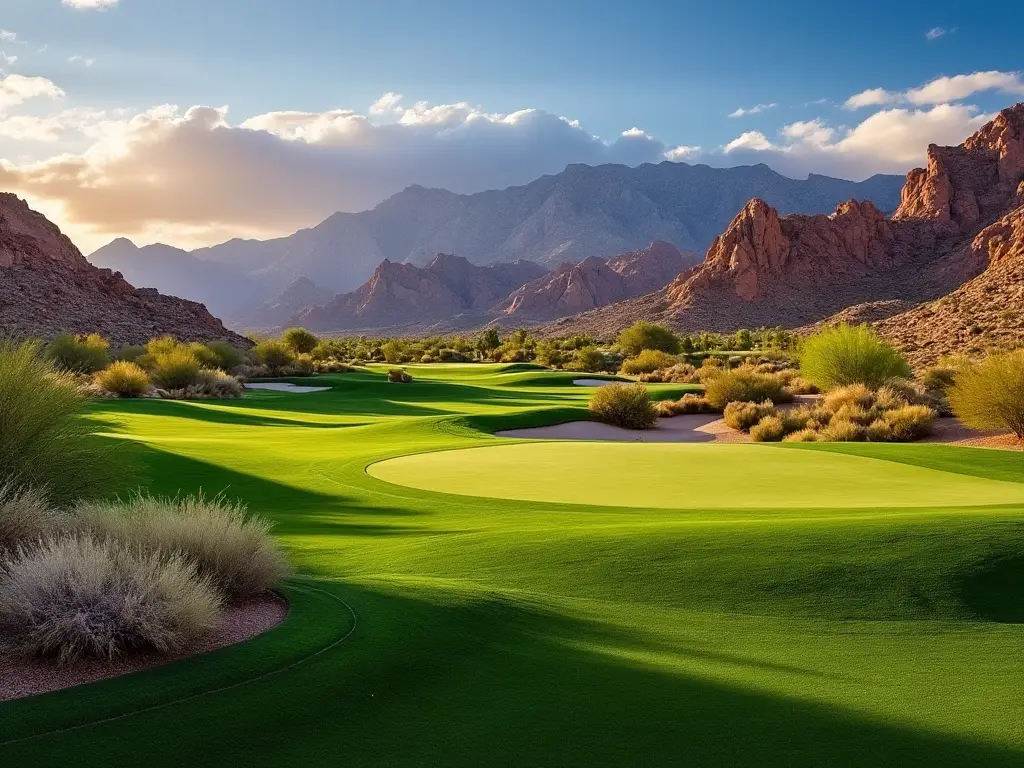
top-left (655, 393), bottom-right (718, 417)
top-left (621, 350), bottom-right (679, 375)
top-left (822, 383), bottom-right (875, 413)
top-left (73, 495), bottom-right (291, 600)
top-left (589, 383), bottom-right (657, 430)
top-left (880, 404), bottom-right (937, 441)
top-left (947, 350), bottom-right (1024, 439)
top-left (783, 428), bottom-right (819, 443)
top-left (46, 333), bottom-right (110, 374)
top-left (150, 347), bottom-right (202, 390)
top-left (388, 368), bottom-right (413, 383)
top-left (0, 484), bottom-right (62, 556)
top-left (704, 368), bottom-right (793, 409)
top-left (0, 536), bottom-right (221, 663)
top-left (821, 419), bottom-right (866, 442)
top-left (724, 401), bottom-right (777, 432)
top-left (750, 416), bottom-right (786, 442)
top-left (94, 361), bottom-right (151, 398)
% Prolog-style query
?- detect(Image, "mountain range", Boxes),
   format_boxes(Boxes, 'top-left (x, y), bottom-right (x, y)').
top-left (86, 161), bottom-right (905, 323)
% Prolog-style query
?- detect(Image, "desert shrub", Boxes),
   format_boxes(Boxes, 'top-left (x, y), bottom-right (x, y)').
top-left (0, 483), bottom-right (61, 556)
top-left (820, 419), bottom-right (865, 442)
top-left (874, 381), bottom-right (914, 411)
top-left (704, 369), bottom-right (791, 408)
top-left (655, 400), bottom-right (681, 417)
top-left (750, 416), bottom-right (786, 442)
top-left (573, 347), bottom-right (605, 373)
top-left (194, 369), bottom-right (244, 398)
top-left (947, 351), bottom-right (1024, 439)
top-left (783, 375), bottom-right (818, 395)
top-left (617, 322), bottom-right (680, 357)
top-left (831, 404), bottom-right (879, 427)
top-left (150, 347), bottom-right (202, 390)
top-left (283, 327), bottom-right (320, 354)
top-left (94, 361), bottom-right (151, 398)
top-left (800, 323), bottom-right (911, 391)
top-left (620, 349), bottom-right (678, 375)
top-left (145, 335), bottom-right (181, 356)
top-left (881, 404), bottom-right (936, 441)
top-left (783, 428), bottom-right (819, 443)
top-left (0, 536), bottom-right (222, 663)
top-left (284, 354), bottom-right (315, 377)
top-left (723, 400), bottom-right (777, 432)
top-left (675, 394), bottom-right (718, 414)
top-left (822, 384), bottom-right (875, 413)
top-left (588, 383), bottom-right (657, 430)
top-left (314, 360), bottom-right (355, 374)
top-left (46, 333), bottom-right (110, 374)
top-left (186, 343), bottom-right (222, 370)
top-left (780, 407), bottom-right (813, 433)
top-left (866, 420), bottom-right (895, 442)
top-left (73, 494), bottom-right (291, 600)
top-left (921, 365), bottom-right (958, 392)
top-left (0, 339), bottom-right (128, 504)
top-left (638, 362), bottom-right (698, 384)
top-left (252, 340), bottom-right (295, 375)
top-left (381, 340), bottom-right (410, 364)
top-left (113, 344), bottom-right (146, 363)
top-left (203, 341), bottom-right (245, 371)
top-left (388, 368), bottom-right (413, 383)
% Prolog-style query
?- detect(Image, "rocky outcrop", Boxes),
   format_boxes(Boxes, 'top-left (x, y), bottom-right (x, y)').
top-left (296, 254), bottom-right (545, 331)
top-left (499, 241), bottom-right (695, 321)
top-left (549, 103), bottom-right (1024, 343)
top-left (0, 194), bottom-right (248, 346)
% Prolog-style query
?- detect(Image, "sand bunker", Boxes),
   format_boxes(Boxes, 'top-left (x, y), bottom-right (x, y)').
top-left (245, 383), bottom-right (331, 393)
top-left (496, 415), bottom-right (745, 443)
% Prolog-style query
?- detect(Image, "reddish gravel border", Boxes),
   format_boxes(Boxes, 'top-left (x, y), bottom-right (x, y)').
top-left (0, 591), bottom-right (289, 703)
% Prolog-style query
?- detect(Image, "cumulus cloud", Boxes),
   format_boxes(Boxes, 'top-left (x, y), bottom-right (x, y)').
top-left (845, 71), bottom-right (1024, 110)
top-left (728, 103), bottom-right (776, 118)
top-left (0, 96), bottom-right (685, 249)
top-left (665, 144), bottom-right (701, 161)
top-left (369, 92), bottom-right (403, 116)
top-left (63, 0), bottom-right (120, 9)
top-left (0, 74), bottom-right (64, 110)
top-left (0, 30), bottom-right (17, 43)
top-left (722, 103), bottom-right (989, 179)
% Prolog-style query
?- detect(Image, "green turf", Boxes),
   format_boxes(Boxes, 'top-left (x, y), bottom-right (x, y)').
top-left (369, 441), bottom-right (1024, 509)
top-left (2, 364), bottom-right (1024, 767)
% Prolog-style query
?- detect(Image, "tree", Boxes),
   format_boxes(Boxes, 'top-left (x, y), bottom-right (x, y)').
top-left (573, 347), bottom-right (605, 373)
top-left (282, 327), bottom-right (320, 354)
top-left (734, 329), bottom-right (753, 351)
top-left (947, 351), bottom-right (1024, 439)
top-left (253, 340), bottom-right (294, 375)
top-left (616, 322), bottom-right (680, 357)
top-left (477, 328), bottom-right (501, 356)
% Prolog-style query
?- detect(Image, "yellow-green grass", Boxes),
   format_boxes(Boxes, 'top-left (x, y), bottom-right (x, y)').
top-left (2, 364), bottom-right (1024, 767)
top-left (369, 441), bottom-right (1024, 509)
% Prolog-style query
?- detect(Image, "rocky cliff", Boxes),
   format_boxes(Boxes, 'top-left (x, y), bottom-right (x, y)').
top-left (0, 194), bottom-right (248, 346)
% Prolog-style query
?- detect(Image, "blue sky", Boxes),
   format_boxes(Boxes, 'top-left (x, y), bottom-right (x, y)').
top-left (0, 0), bottom-right (1021, 250)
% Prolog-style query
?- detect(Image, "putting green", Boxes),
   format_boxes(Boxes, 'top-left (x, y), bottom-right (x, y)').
top-left (369, 441), bottom-right (1024, 509)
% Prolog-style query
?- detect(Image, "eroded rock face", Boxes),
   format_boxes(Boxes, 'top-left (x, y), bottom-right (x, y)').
top-left (500, 241), bottom-right (695, 321)
top-left (0, 194), bottom-right (248, 346)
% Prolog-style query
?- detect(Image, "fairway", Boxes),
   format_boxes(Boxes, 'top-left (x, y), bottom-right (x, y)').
top-left (3, 365), bottom-right (1024, 767)
top-left (369, 441), bottom-right (1024, 509)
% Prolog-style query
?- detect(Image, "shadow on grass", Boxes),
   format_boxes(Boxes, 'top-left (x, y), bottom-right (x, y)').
top-left (5, 580), bottom-right (1020, 767)
top-left (960, 550), bottom-right (1024, 623)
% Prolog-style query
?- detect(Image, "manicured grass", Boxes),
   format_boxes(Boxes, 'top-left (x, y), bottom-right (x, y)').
top-left (369, 442), bottom-right (1024, 509)
top-left (2, 363), bottom-right (1024, 766)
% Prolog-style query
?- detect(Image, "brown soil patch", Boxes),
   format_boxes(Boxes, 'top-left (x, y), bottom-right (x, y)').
top-left (0, 591), bottom-right (289, 703)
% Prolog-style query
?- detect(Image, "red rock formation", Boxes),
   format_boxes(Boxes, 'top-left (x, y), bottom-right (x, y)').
top-left (0, 194), bottom-right (248, 346)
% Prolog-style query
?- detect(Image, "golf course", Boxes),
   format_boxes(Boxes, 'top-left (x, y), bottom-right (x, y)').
top-left (3, 362), bottom-right (1024, 766)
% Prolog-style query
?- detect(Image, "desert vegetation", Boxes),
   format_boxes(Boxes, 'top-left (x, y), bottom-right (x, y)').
top-left (588, 382), bottom-right (658, 429)
top-left (948, 350), bottom-right (1024, 439)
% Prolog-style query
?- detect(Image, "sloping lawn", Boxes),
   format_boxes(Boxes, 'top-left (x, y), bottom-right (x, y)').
top-left (2, 364), bottom-right (1023, 767)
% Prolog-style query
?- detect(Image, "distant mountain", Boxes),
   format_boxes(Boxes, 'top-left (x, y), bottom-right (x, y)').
top-left (232, 277), bottom-right (335, 330)
top-left (89, 238), bottom-right (271, 319)
top-left (0, 195), bottom-right (247, 346)
top-left (92, 162), bottom-right (905, 309)
top-left (296, 254), bottom-right (546, 332)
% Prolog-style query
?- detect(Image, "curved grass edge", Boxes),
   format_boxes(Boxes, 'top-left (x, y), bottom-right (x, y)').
top-left (0, 580), bottom-right (354, 747)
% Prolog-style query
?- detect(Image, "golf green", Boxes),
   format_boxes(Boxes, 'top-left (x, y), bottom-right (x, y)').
top-left (2, 365), bottom-right (1023, 767)
top-left (369, 441), bottom-right (1024, 509)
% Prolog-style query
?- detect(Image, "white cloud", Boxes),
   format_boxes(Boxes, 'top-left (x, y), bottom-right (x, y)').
top-left (369, 92), bottom-right (403, 116)
top-left (69, 55), bottom-right (96, 67)
top-left (665, 144), bottom-right (701, 161)
top-left (926, 27), bottom-right (954, 40)
top-left (0, 95), bottom-right (683, 250)
top-left (1, 52), bottom-right (17, 66)
top-left (0, 29), bottom-right (17, 43)
top-left (846, 71), bottom-right (1024, 110)
top-left (728, 103), bottom-right (776, 118)
top-left (63, 0), bottom-right (120, 9)
top-left (0, 74), bottom-right (64, 110)
top-left (722, 103), bottom-right (989, 180)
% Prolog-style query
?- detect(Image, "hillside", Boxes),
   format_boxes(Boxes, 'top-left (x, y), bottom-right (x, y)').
top-left (0, 194), bottom-right (247, 346)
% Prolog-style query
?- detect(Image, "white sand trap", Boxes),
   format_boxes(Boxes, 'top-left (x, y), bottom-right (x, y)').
top-left (496, 415), bottom-right (745, 444)
top-left (572, 378), bottom-right (620, 387)
top-left (245, 383), bottom-right (331, 394)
